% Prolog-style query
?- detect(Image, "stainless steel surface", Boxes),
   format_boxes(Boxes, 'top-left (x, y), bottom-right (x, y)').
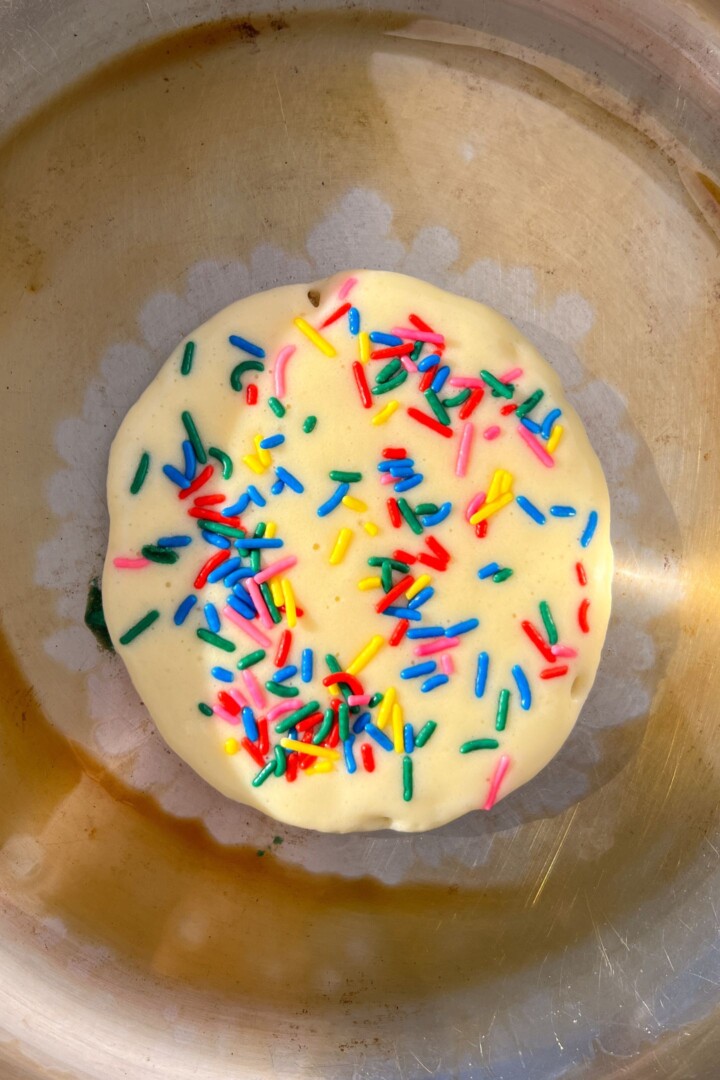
top-left (0, 1), bottom-right (719, 1077)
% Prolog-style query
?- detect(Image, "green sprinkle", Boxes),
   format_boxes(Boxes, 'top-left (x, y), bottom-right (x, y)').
top-left (130, 452), bottom-right (150, 495)
top-left (181, 410), bottom-right (207, 464)
top-left (274, 746), bottom-right (287, 777)
top-left (415, 502), bottom-right (439, 515)
top-left (441, 388), bottom-right (471, 409)
top-left (252, 760), bottom-right (277, 787)
top-left (197, 520), bottom-right (246, 539)
top-left (403, 755), bottom-right (413, 801)
top-left (141, 544), bottom-right (179, 564)
top-left (424, 388), bottom-right (451, 425)
top-left (254, 521), bottom-right (267, 538)
top-left (230, 359), bottom-right (264, 391)
top-left (265, 680), bottom-right (299, 698)
top-left (373, 369), bottom-right (407, 394)
top-left (268, 396), bottom-right (286, 418)
top-left (325, 653), bottom-right (342, 675)
top-left (492, 568), bottom-right (514, 583)
top-left (409, 340), bottom-right (423, 363)
top-left (367, 557), bottom-right (410, 572)
top-left (369, 692), bottom-right (384, 709)
top-left (303, 415), bottom-right (317, 433)
top-left (84, 579), bottom-right (114, 652)
top-left (329, 470), bottom-right (363, 483)
top-left (313, 708), bottom-right (335, 744)
top-left (515, 389), bottom-right (544, 419)
top-left (196, 628), bottom-right (236, 652)
top-left (260, 581), bottom-right (282, 624)
top-left (414, 720), bottom-right (437, 747)
top-left (119, 609), bottom-right (160, 646)
top-left (381, 560), bottom-right (393, 593)
top-left (480, 370), bottom-right (514, 398)
top-left (274, 701), bottom-right (321, 734)
top-left (198, 702), bottom-right (214, 716)
top-left (250, 548), bottom-right (261, 572)
top-left (180, 340), bottom-right (195, 376)
top-left (539, 600), bottom-right (558, 645)
top-left (397, 497), bottom-right (423, 535)
top-left (338, 702), bottom-right (350, 741)
top-left (460, 738), bottom-right (500, 753)
top-left (375, 358), bottom-right (402, 384)
top-left (237, 649), bottom-right (266, 670)
top-left (495, 689), bottom-right (510, 732)
top-left (208, 446), bottom-right (233, 479)
top-left (272, 836), bottom-right (284, 845)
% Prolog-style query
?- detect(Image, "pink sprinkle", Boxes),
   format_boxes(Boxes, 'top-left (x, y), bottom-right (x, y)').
top-left (254, 555), bottom-right (298, 585)
top-left (440, 654), bottom-right (455, 676)
top-left (246, 578), bottom-right (274, 629)
top-left (228, 687), bottom-right (249, 710)
top-left (338, 276), bottom-right (358, 300)
top-left (455, 422), bottom-right (474, 478)
top-left (518, 424), bottom-right (555, 467)
top-left (483, 754), bottom-right (511, 811)
top-left (213, 705), bottom-right (242, 726)
top-left (391, 327), bottom-right (445, 345)
top-left (499, 367), bottom-right (523, 383)
top-left (483, 425), bottom-right (501, 441)
top-left (113, 557), bottom-right (150, 569)
top-left (242, 669), bottom-right (266, 710)
top-left (466, 492), bottom-right (486, 521)
top-left (348, 694), bottom-right (372, 707)
top-left (267, 700), bottom-right (299, 722)
top-left (551, 643), bottom-right (578, 658)
top-left (400, 356), bottom-right (416, 373)
top-left (273, 344), bottom-right (296, 399)
top-left (380, 472), bottom-right (397, 486)
top-left (448, 376), bottom-right (484, 388)
top-left (414, 636), bottom-right (461, 657)
top-left (222, 605), bottom-right (272, 647)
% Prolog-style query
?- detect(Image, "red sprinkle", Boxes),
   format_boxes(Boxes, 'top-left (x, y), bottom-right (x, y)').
top-left (540, 665), bottom-right (569, 680)
top-left (458, 387), bottom-right (484, 420)
top-left (275, 629), bottom-right (292, 667)
top-left (475, 520), bottom-right (489, 538)
top-left (500, 402), bottom-right (517, 415)
top-left (361, 743), bottom-right (376, 772)
top-left (520, 620), bottom-right (556, 663)
top-left (578, 598), bottom-right (591, 634)
top-left (352, 360), bottom-right (372, 409)
top-left (218, 691), bottom-right (241, 715)
top-left (407, 407), bottom-right (454, 438)
top-left (320, 301), bottom-right (351, 328)
top-left (376, 574), bottom-right (415, 613)
top-left (425, 536), bottom-right (451, 564)
top-left (389, 619), bottom-right (410, 646)
top-left (418, 552), bottom-right (448, 571)
top-left (387, 497), bottom-right (402, 528)
top-left (246, 384), bottom-right (258, 405)
top-left (576, 561), bottom-right (588, 586)
top-left (241, 737), bottom-right (266, 767)
top-left (178, 464), bottom-right (214, 500)
top-left (418, 364), bottom-right (438, 392)
top-left (257, 718), bottom-right (270, 755)
top-left (187, 507), bottom-right (243, 528)
top-left (194, 549), bottom-right (230, 589)
top-left (382, 447), bottom-right (407, 459)
top-left (322, 672), bottom-right (365, 696)
top-left (285, 754), bottom-right (298, 782)
top-left (370, 343), bottom-right (415, 359)
top-left (325, 722), bottom-right (340, 749)
top-left (193, 493), bottom-right (226, 507)
top-left (295, 712), bottom-right (323, 732)
top-left (393, 549), bottom-right (417, 565)
top-left (408, 312), bottom-right (435, 333)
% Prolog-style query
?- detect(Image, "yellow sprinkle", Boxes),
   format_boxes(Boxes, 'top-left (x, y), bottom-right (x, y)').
top-left (242, 453), bottom-right (265, 475)
top-left (392, 702), bottom-right (404, 754)
top-left (500, 469), bottom-right (514, 495)
top-left (358, 576), bottom-right (382, 591)
top-left (487, 468), bottom-right (504, 504)
top-left (546, 424), bottom-right (564, 454)
top-left (280, 739), bottom-right (340, 760)
top-left (371, 400), bottom-right (399, 426)
top-left (329, 527), bottom-right (353, 565)
top-left (306, 760), bottom-right (335, 775)
top-left (224, 738), bottom-right (239, 755)
top-left (347, 635), bottom-right (385, 676)
top-left (358, 330), bottom-right (371, 364)
top-left (255, 434), bottom-right (272, 468)
top-left (406, 574), bottom-right (431, 600)
top-left (281, 578), bottom-right (297, 628)
top-left (376, 686), bottom-right (396, 730)
top-left (342, 495), bottom-right (368, 512)
top-left (469, 491), bottom-right (514, 525)
top-left (363, 521), bottom-right (380, 537)
top-left (264, 521), bottom-right (277, 539)
top-left (270, 577), bottom-right (284, 606)
top-left (293, 316), bottom-right (336, 358)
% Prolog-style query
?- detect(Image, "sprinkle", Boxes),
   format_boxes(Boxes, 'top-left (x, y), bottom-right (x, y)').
top-left (397, 498), bottom-right (423, 535)
top-left (515, 389), bottom-right (544, 419)
top-left (402, 723), bottom-right (415, 754)
top-left (179, 411), bottom-right (206, 466)
top-left (224, 738), bottom-right (239, 755)
top-left (371, 400), bottom-right (400, 425)
top-left (550, 505), bottom-right (576, 518)
top-left (406, 407), bottom-right (454, 439)
top-left (401, 661), bottom-right (437, 680)
top-left (194, 549), bottom-right (230, 589)
top-left (511, 664), bottom-right (532, 710)
top-left (113, 557), bottom-right (150, 570)
top-left (273, 465), bottom-right (303, 494)
top-left (406, 574), bottom-right (432, 600)
top-left (252, 761), bottom-right (277, 787)
top-left (376, 574), bottom-right (415, 613)
top-left (338, 276), bottom-right (358, 300)
top-left (376, 686), bottom-right (396, 729)
top-left (347, 635), bottom-right (384, 676)
top-left (358, 576), bottom-right (381, 591)
top-left (492, 568), bottom-right (513, 583)
top-left (393, 327), bottom-right (445, 345)
top-left (424, 390), bottom-right (451, 427)
top-left (363, 522), bottom-right (379, 536)
top-left (303, 415), bottom-right (317, 433)
top-left (413, 721), bottom-right (436, 749)
top-left (460, 739), bottom-right (500, 753)
top-left (518, 424), bottom-right (554, 467)
top-left (266, 680), bottom-right (299, 698)
top-left (458, 388), bottom-right (485, 420)
top-left (495, 688), bottom-right (510, 731)
top-left (576, 561), bottom-right (588, 586)
top-left (455, 422), bottom-right (475, 478)
top-left (421, 673), bottom-right (449, 692)
top-left (515, 495), bottom-right (546, 524)
top-left (415, 637), bottom-right (462, 659)
top-left (207, 447), bottom-right (233, 479)
top-left (259, 434), bottom-right (285, 451)
top-left (475, 652), bottom-right (489, 697)
top-left (483, 426), bottom-right (501, 441)
top-left (540, 665), bottom-right (569, 679)
top-left (238, 707), bottom-right (258, 742)
top-left (552, 644), bottom-right (578, 658)
top-left (163, 464), bottom-right (191, 489)
top-left (499, 366), bottom-right (524, 383)
top-left (281, 578), bottom-right (297, 628)
top-left (383, 605), bottom-right (421, 621)
top-left (280, 738), bottom-right (340, 760)
top-left (320, 301), bottom-right (351, 329)
top-left (180, 340), bottom-right (195, 375)
top-left (223, 606), bottom-right (272, 648)
top-left (342, 495), bottom-right (367, 513)
top-left (370, 332), bottom-right (403, 346)
top-left (578, 598), bottom-right (591, 633)
top-left (229, 334), bottom-right (265, 358)
top-left (330, 469), bottom-right (363, 483)
top-left (365, 723), bottom-right (394, 752)
top-left (293, 316), bottom-right (336, 357)
top-left (268, 396), bottom-right (286, 419)
top-left (357, 743), bottom-right (375, 773)
top-left (407, 626), bottom-right (443, 639)
top-left (246, 384), bottom-right (258, 405)
top-left (483, 755), bottom-right (510, 810)
top-left (274, 630), bottom-right (292, 668)
top-left (408, 586), bottom-right (434, 609)
top-left (198, 702), bottom-right (213, 716)
top-left (202, 602), bottom-right (220, 632)
top-left (386, 497), bottom-right (402, 528)
top-left (348, 307), bottom-right (360, 334)
top-left (521, 620), bottom-right (556, 662)
top-left (446, 618), bottom-right (479, 636)
top-left (431, 365), bottom-right (451, 392)
top-left (119, 609), bottom-right (159, 645)
top-left (402, 755), bottom-right (414, 801)
top-left (243, 454), bottom-right (265, 475)
top-left (480, 370), bottom-right (514, 398)
top-left (173, 595), bottom-right (197, 624)
top-left (420, 503), bottom-right (452, 528)
top-left (197, 628), bottom-right (236, 653)
top-left (466, 493), bottom-right (486, 521)
top-left (182, 440), bottom-right (197, 480)
top-left (130, 452), bottom-right (150, 494)
top-left (539, 600), bottom-right (558, 645)
top-left (329, 527), bottom-right (353, 565)
top-left (274, 701), bottom-right (322, 734)
top-left (389, 619), bottom-right (410, 646)
top-left (211, 666), bottom-right (234, 683)
top-left (541, 408), bottom-right (562, 439)
top-left (469, 492), bottom-right (514, 525)
top-left (478, 562), bottom-right (500, 580)
top-left (580, 511), bottom-right (598, 548)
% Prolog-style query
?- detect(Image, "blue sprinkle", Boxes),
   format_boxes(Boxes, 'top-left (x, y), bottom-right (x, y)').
top-left (550, 505), bottom-right (576, 518)
top-left (389, 468), bottom-right (415, 481)
top-left (421, 673), bottom-right (449, 693)
top-left (247, 484), bottom-right (266, 507)
top-left (273, 664), bottom-right (298, 684)
top-left (365, 722), bottom-right (394, 751)
top-left (182, 439), bottom-right (197, 480)
top-left (541, 408), bottom-right (562, 440)
top-left (241, 706), bottom-right (259, 741)
top-left (511, 664), bottom-right (532, 710)
top-left (515, 495), bottom-right (546, 525)
top-left (343, 737), bottom-right (357, 774)
top-left (580, 510), bottom-right (598, 548)
top-left (301, 648), bottom-right (313, 683)
top-left (446, 618), bottom-right (479, 636)
top-left (229, 334), bottom-right (265, 358)
top-left (369, 332), bottom-right (402, 345)
top-left (403, 723), bottom-right (415, 754)
top-left (378, 458), bottom-right (414, 471)
top-left (348, 307), bottom-right (360, 335)
top-left (352, 711), bottom-right (370, 734)
top-left (431, 365), bottom-right (450, 393)
top-left (275, 466), bottom-right (304, 494)
top-left (232, 583), bottom-right (255, 608)
top-left (475, 652), bottom-right (489, 698)
top-left (209, 557), bottom-right (241, 584)
top-left (394, 473), bottom-right (424, 493)
top-left (417, 353), bottom-right (441, 371)
top-left (204, 603), bottom-right (221, 633)
top-left (223, 493), bottom-right (251, 516)
top-left (211, 666), bottom-right (234, 682)
top-left (224, 567), bottom-right (255, 587)
top-left (173, 595), bottom-right (197, 626)
top-left (400, 661), bottom-right (437, 680)
top-left (317, 482), bottom-right (350, 517)
top-left (406, 626), bottom-right (444, 639)
top-left (478, 562), bottom-right (501, 580)
top-left (202, 530), bottom-right (231, 548)
top-left (287, 727), bottom-right (299, 740)
top-left (162, 464), bottom-right (191, 489)
top-left (157, 535), bottom-right (192, 548)
top-left (270, 479), bottom-right (285, 496)
top-left (420, 502), bottom-right (452, 527)
top-left (233, 538), bottom-right (284, 549)
top-left (227, 593), bottom-right (256, 620)
top-left (259, 434), bottom-right (285, 449)
top-left (408, 586), bottom-right (434, 609)
top-left (382, 605), bottom-right (422, 621)
top-left (521, 417), bottom-right (542, 434)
